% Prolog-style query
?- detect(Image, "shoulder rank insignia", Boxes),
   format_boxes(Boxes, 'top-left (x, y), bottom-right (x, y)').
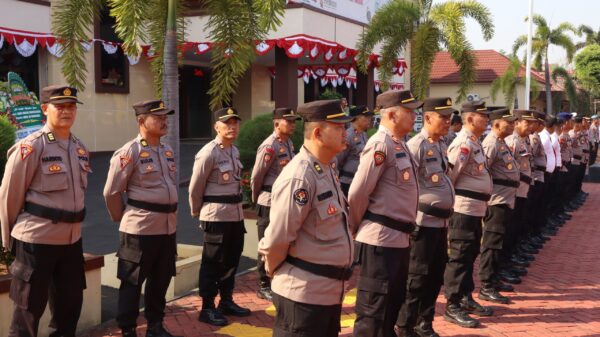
top-left (46, 132), bottom-right (56, 142)
top-left (20, 143), bottom-right (33, 160)
top-left (374, 151), bottom-right (386, 166)
top-left (293, 188), bottom-right (309, 206)
top-left (140, 139), bottom-right (148, 147)
top-left (313, 162), bottom-right (323, 173)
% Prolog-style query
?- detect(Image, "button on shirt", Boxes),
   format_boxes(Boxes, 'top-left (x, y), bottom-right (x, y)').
top-left (447, 129), bottom-right (492, 217)
top-left (539, 129), bottom-right (556, 173)
top-left (258, 146), bottom-right (353, 306)
top-left (336, 125), bottom-right (368, 185)
top-left (483, 132), bottom-right (519, 208)
top-left (0, 125), bottom-right (89, 249)
top-left (251, 132), bottom-right (295, 207)
top-left (103, 135), bottom-right (178, 235)
top-left (348, 125), bottom-right (418, 248)
top-left (406, 129), bottom-right (454, 228)
top-left (189, 137), bottom-right (244, 222)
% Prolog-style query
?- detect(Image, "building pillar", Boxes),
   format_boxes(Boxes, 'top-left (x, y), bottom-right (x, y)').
top-left (274, 47), bottom-right (298, 109)
top-left (355, 66), bottom-right (375, 109)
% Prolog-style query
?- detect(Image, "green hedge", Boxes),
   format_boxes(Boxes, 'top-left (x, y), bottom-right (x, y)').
top-left (0, 115), bottom-right (16, 180)
top-left (236, 113), bottom-right (304, 171)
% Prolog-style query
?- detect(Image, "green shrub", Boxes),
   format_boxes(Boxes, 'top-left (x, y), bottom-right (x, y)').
top-left (0, 115), bottom-right (16, 180)
top-left (236, 113), bottom-right (304, 172)
top-left (319, 88), bottom-right (343, 100)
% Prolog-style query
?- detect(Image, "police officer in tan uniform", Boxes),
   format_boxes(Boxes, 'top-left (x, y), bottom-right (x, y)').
top-left (258, 100), bottom-right (354, 337)
top-left (0, 85), bottom-right (89, 337)
top-left (189, 107), bottom-right (250, 326)
top-left (445, 113), bottom-right (463, 145)
top-left (103, 100), bottom-right (180, 337)
top-left (589, 116), bottom-right (599, 164)
top-left (477, 108), bottom-right (519, 305)
top-left (557, 113), bottom-right (576, 213)
top-left (250, 107), bottom-right (300, 301)
top-left (395, 97), bottom-right (456, 337)
top-left (568, 117), bottom-right (584, 205)
top-left (337, 105), bottom-right (374, 195)
top-left (347, 90), bottom-right (421, 337)
top-left (443, 101), bottom-right (493, 328)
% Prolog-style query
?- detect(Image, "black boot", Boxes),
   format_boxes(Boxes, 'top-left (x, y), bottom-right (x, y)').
top-left (495, 281), bottom-right (514, 292)
top-left (199, 298), bottom-right (229, 326)
top-left (145, 322), bottom-right (182, 337)
top-left (443, 303), bottom-right (479, 328)
top-left (414, 321), bottom-right (440, 337)
top-left (256, 286), bottom-right (273, 301)
top-left (479, 287), bottom-right (510, 304)
top-left (461, 294), bottom-right (494, 316)
top-left (393, 325), bottom-right (418, 337)
top-left (218, 299), bottom-right (252, 317)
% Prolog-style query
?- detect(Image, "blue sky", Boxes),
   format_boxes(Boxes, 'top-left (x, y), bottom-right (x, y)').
top-left (432, 0), bottom-right (597, 66)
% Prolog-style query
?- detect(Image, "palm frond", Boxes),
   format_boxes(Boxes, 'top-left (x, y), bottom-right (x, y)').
top-left (512, 34), bottom-right (528, 56)
top-left (253, 0), bottom-right (285, 33)
top-left (552, 66), bottom-right (578, 110)
top-left (51, 0), bottom-right (103, 90)
top-left (550, 32), bottom-right (576, 62)
top-left (531, 14), bottom-right (548, 30)
top-left (490, 56), bottom-right (520, 107)
top-left (455, 0), bottom-right (494, 41)
top-left (409, 22), bottom-right (440, 99)
top-left (108, 0), bottom-right (149, 57)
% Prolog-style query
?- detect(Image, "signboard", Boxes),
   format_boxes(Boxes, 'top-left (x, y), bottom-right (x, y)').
top-left (0, 72), bottom-right (44, 142)
top-left (288, 0), bottom-right (391, 24)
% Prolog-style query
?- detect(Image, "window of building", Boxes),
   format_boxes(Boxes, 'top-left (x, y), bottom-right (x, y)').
top-left (0, 44), bottom-right (39, 95)
top-left (94, 8), bottom-right (129, 94)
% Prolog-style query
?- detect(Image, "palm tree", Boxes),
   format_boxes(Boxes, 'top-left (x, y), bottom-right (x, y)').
top-left (52, 0), bottom-right (284, 181)
top-left (577, 25), bottom-right (600, 49)
top-left (551, 66), bottom-right (578, 111)
top-left (490, 56), bottom-right (539, 109)
top-left (356, 0), bottom-right (494, 102)
top-left (512, 15), bottom-right (577, 116)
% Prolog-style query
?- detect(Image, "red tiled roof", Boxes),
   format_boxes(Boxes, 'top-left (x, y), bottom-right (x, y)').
top-left (430, 50), bottom-right (546, 85)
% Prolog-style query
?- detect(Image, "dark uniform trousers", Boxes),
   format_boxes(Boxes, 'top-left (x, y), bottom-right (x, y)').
top-left (479, 205), bottom-right (511, 288)
top-left (591, 142), bottom-right (598, 164)
top-left (443, 213), bottom-right (482, 304)
top-left (544, 172), bottom-right (558, 218)
top-left (8, 239), bottom-right (86, 337)
top-left (198, 220), bottom-right (245, 303)
top-left (396, 226), bottom-right (447, 329)
top-left (116, 232), bottom-right (176, 330)
top-left (256, 205), bottom-right (271, 287)
top-left (526, 181), bottom-right (545, 236)
top-left (353, 242), bottom-right (410, 337)
top-left (567, 163), bottom-right (580, 199)
top-left (504, 197), bottom-right (526, 257)
top-left (555, 166), bottom-right (571, 210)
top-left (272, 292), bottom-right (341, 337)
top-left (576, 163), bottom-right (587, 194)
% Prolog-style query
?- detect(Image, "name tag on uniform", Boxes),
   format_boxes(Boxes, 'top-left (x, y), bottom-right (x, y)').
top-left (474, 149), bottom-right (481, 155)
top-left (42, 156), bottom-right (62, 162)
top-left (425, 157), bottom-right (437, 163)
top-left (278, 153), bottom-right (287, 158)
top-left (141, 158), bottom-right (153, 164)
top-left (396, 152), bottom-right (406, 158)
top-left (317, 191), bottom-right (333, 201)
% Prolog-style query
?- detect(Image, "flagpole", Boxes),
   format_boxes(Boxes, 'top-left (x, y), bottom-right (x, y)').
top-left (524, 0), bottom-right (534, 109)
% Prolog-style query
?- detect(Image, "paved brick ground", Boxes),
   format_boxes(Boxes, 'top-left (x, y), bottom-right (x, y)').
top-left (80, 183), bottom-right (600, 337)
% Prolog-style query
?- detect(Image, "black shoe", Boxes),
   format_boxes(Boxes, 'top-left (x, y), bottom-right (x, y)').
top-left (516, 252), bottom-right (535, 261)
top-left (519, 244), bottom-right (538, 255)
top-left (198, 308), bottom-right (229, 326)
top-left (499, 271), bottom-right (522, 284)
top-left (256, 286), bottom-right (273, 301)
top-left (461, 295), bottom-right (494, 316)
top-left (414, 321), bottom-right (440, 337)
top-left (444, 303), bottom-right (480, 328)
top-left (122, 328), bottom-right (137, 337)
top-left (146, 323), bottom-right (182, 337)
top-left (479, 287), bottom-right (510, 304)
top-left (218, 300), bottom-right (252, 317)
top-left (509, 266), bottom-right (528, 276)
top-left (393, 325), bottom-right (418, 337)
top-left (510, 256), bottom-right (530, 267)
top-left (495, 282), bottom-right (514, 292)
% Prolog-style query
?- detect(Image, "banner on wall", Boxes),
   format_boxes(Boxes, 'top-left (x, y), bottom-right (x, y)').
top-left (0, 72), bottom-right (44, 141)
top-left (288, 0), bottom-right (391, 24)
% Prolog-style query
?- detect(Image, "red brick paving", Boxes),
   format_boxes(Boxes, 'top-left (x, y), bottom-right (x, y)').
top-left (80, 183), bottom-right (600, 337)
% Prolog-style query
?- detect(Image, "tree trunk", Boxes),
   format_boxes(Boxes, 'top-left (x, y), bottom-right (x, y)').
top-left (544, 53), bottom-right (553, 116)
top-left (163, 0), bottom-right (180, 182)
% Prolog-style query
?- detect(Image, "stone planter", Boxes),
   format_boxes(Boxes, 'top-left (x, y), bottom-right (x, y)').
top-left (102, 244), bottom-right (202, 300)
top-left (0, 254), bottom-right (104, 336)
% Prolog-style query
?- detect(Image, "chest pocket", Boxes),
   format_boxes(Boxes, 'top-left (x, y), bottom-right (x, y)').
top-left (138, 162), bottom-right (163, 188)
top-left (314, 199), bottom-right (345, 241)
top-left (422, 161), bottom-right (444, 188)
top-left (470, 153), bottom-right (486, 175)
top-left (217, 162), bottom-right (235, 184)
top-left (41, 162), bottom-right (69, 192)
top-left (395, 158), bottom-right (413, 185)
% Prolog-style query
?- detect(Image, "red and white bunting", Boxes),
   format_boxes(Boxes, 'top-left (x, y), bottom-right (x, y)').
top-left (255, 40), bottom-right (275, 55)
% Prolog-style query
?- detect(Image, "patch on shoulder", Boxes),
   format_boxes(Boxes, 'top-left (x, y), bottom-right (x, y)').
top-left (20, 143), bottom-right (33, 160)
top-left (293, 188), bottom-right (309, 206)
top-left (374, 151), bottom-right (386, 166)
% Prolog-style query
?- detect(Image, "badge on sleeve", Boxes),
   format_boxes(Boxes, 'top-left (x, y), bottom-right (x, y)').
top-left (374, 151), bottom-right (386, 166)
top-left (120, 155), bottom-right (131, 169)
top-left (293, 188), bottom-right (309, 206)
top-left (20, 143), bottom-right (33, 160)
top-left (264, 152), bottom-right (273, 164)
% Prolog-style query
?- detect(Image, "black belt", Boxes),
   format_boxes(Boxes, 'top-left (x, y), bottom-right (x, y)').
top-left (127, 198), bottom-right (177, 213)
top-left (454, 189), bottom-right (491, 202)
top-left (534, 165), bottom-right (546, 171)
top-left (493, 178), bottom-right (520, 188)
top-left (583, 149), bottom-right (590, 154)
top-left (262, 185), bottom-right (272, 192)
top-left (519, 174), bottom-right (532, 184)
top-left (364, 210), bottom-right (415, 233)
top-left (24, 202), bottom-right (85, 224)
top-left (340, 170), bottom-right (355, 178)
top-left (202, 194), bottom-right (243, 204)
top-left (418, 203), bottom-right (453, 219)
top-left (574, 155), bottom-right (582, 160)
top-left (285, 255), bottom-right (353, 281)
